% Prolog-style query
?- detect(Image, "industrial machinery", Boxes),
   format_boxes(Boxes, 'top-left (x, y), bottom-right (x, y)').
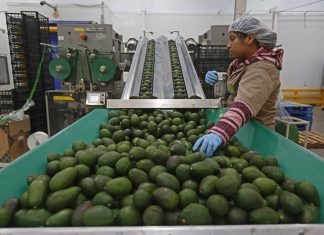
top-left (46, 24), bottom-right (131, 136)
top-left (198, 25), bottom-right (229, 45)
top-left (49, 24), bottom-right (122, 92)
top-left (46, 31), bottom-right (208, 135)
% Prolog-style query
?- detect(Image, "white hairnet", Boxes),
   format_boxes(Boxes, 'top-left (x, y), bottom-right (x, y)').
top-left (228, 16), bottom-right (277, 50)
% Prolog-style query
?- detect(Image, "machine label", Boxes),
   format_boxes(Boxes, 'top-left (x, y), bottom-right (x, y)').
top-left (53, 96), bottom-right (75, 101)
top-left (73, 28), bottom-right (85, 32)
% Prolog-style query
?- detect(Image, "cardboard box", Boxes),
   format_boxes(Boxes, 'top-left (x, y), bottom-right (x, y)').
top-left (0, 115), bottom-right (30, 162)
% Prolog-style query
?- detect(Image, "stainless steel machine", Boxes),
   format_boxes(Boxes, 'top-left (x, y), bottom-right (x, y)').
top-left (46, 24), bottom-right (129, 136)
top-left (198, 25), bottom-right (229, 45)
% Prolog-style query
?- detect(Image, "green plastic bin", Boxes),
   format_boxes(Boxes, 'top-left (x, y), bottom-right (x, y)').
top-left (0, 108), bottom-right (323, 223)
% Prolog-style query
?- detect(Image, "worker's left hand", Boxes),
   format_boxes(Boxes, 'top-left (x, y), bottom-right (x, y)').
top-left (192, 133), bottom-right (223, 157)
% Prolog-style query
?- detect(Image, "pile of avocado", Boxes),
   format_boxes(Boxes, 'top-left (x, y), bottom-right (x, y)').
top-left (139, 40), bottom-right (155, 98)
top-left (169, 41), bottom-right (188, 99)
top-left (0, 109), bottom-right (320, 227)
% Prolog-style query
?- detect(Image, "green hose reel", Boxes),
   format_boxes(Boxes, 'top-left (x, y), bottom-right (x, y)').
top-left (90, 57), bottom-right (116, 82)
top-left (49, 58), bottom-right (71, 80)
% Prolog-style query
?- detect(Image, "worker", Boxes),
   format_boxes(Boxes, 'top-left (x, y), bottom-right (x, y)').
top-left (193, 16), bottom-right (284, 157)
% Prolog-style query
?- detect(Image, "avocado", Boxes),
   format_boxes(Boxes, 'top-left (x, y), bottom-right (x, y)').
top-left (225, 145), bottom-right (241, 158)
top-left (249, 207), bottom-right (279, 224)
top-left (115, 157), bottom-right (133, 176)
top-left (97, 151), bottom-right (121, 168)
top-left (79, 177), bottom-right (97, 198)
top-left (264, 156), bottom-right (278, 166)
top-left (46, 160), bottom-right (61, 177)
top-left (297, 205), bottom-right (320, 223)
top-left (119, 206), bottom-right (142, 226)
top-left (182, 180), bottom-right (199, 192)
top-left (28, 175), bottom-right (50, 209)
top-left (14, 209), bottom-right (52, 227)
top-left (295, 181), bottom-right (320, 206)
top-left (199, 175), bottom-right (218, 198)
top-left (165, 210), bottom-right (180, 225)
top-left (96, 166), bottom-right (115, 178)
top-left (75, 164), bottom-right (90, 179)
top-left (138, 182), bottom-right (157, 193)
top-left (240, 183), bottom-right (260, 193)
top-left (226, 207), bottom-right (248, 224)
top-left (92, 192), bottom-right (114, 207)
top-left (261, 166), bottom-right (285, 184)
top-left (190, 161), bottom-right (214, 179)
top-left (77, 150), bottom-right (97, 168)
top-left (49, 167), bottom-right (77, 192)
top-left (121, 195), bottom-right (135, 209)
top-left (100, 128), bottom-right (112, 138)
top-left (149, 165), bottom-right (168, 181)
top-left (281, 177), bottom-right (297, 193)
top-left (129, 146), bottom-right (147, 161)
top-left (166, 155), bottom-right (185, 173)
top-left (277, 209), bottom-right (296, 224)
top-left (94, 175), bottom-right (111, 192)
top-left (184, 152), bottom-right (205, 165)
top-left (71, 201), bottom-right (92, 226)
top-left (136, 159), bottom-right (155, 173)
top-left (0, 208), bottom-right (11, 227)
top-left (178, 189), bottom-right (199, 208)
top-left (207, 194), bottom-right (229, 217)
top-left (134, 189), bottom-right (152, 210)
top-left (249, 156), bottom-right (266, 169)
top-left (265, 194), bottom-right (280, 210)
top-left (46, 186), bottom-right (81, 212)
top-left (253, 177), bottom-right (278, 195)
top-left (215, 175), bottom-right (239, 198)
top-left (46, 208), bottom-right (73, 227)
top-left (105, 177), bottom-right (132, 197)
top-left (235, 188), bottom-right (264, 210)
top-left (82, 205), bottom-right (114, 226)
top-left (143, 205), bottom-right (165, 225)
top-left (242, 166), bottom-right (266, 182)
top-left (47, 153), bottom-right (62, 162)
top-left (156, 172), bottom-right (181, 192)
top-left (279, 191), bottom-right (303, 215)
top-left (59, 157), bottom-right (78, 170)
top-left (128, 168), bottom-right (149, 187)
top-left (152, 187), bottom-right (179, 211)
top-left (179, 203), bottom-right (212, 225)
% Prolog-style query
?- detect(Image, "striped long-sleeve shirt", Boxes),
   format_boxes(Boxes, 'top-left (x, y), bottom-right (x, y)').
top-left (209, 100), bottom-right (254, 142)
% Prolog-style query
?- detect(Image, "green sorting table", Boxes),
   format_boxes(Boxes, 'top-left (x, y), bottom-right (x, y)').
top-left (0, 108), bottom-right (323, 234)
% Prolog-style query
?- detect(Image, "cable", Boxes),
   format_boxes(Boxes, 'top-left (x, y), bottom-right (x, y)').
top-left (28, 46), bottom-right (46, 101)
top-left (277, 0), bottom-right (324, 13)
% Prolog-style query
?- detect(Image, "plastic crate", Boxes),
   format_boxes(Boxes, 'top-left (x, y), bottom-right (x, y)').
top-left (297, 120), bottom-right (313, 131)
top-left (5, 13), bottom-right (22, 25)
top-left (197, 45), bottom-right (230, 60)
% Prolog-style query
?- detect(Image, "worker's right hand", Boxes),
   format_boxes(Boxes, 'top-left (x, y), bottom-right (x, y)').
top-left (192, 132), bottom-right (223, 157)
top-left (205, 71), bottom-right (218, 85)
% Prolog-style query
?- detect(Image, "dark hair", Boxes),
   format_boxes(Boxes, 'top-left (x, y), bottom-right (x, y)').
top-left (234, 31), bottom-right (260, 48)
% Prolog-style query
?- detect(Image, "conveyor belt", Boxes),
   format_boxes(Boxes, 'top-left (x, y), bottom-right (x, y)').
top-left (122, 36), bottom-right (205, 99)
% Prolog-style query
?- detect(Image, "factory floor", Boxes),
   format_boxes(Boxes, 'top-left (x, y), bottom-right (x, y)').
top-left (309, 107), bottom-right (324, 158)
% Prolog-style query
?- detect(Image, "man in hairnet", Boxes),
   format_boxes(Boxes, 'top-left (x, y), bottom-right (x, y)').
top-left (193, 16), bottom-right (284, 157)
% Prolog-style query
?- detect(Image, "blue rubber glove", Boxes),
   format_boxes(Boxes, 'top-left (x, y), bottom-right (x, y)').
top-left (205, 71), bottom-right (218, 85)
top-left (192, 133), bottom-right (223, 157)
